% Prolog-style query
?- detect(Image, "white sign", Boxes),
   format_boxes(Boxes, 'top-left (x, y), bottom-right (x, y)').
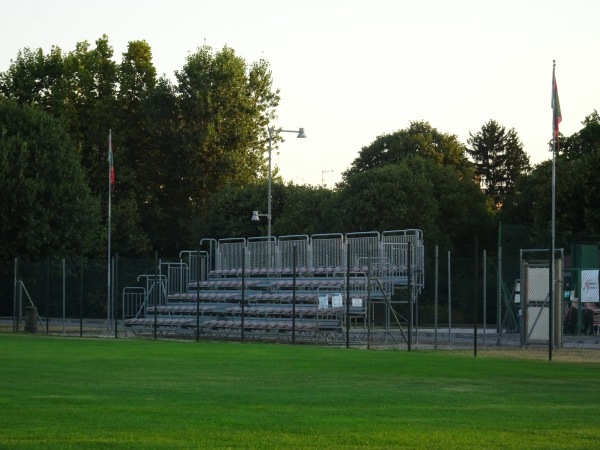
top-left (332, 293), bottom-right (343, 308)
top-left (526, 267), bottom-right (549, 302)
top-left (581, 270), bottom-right (599, 302)
top-left (318, 294), bottom-right (329, 309)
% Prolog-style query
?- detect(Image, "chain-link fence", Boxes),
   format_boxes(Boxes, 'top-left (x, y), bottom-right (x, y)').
top-left (402, 225), bottom-right (600, 359)
top-left (1, 226), bottom-right (599, 360)
top-left (0, 256), bottom-right (157, 336)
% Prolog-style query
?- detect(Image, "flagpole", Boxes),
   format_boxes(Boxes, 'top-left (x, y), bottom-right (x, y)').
top-left (550, 61), bottom-right (558, 358)
top-left (107, 130), bottom-right (112, 330)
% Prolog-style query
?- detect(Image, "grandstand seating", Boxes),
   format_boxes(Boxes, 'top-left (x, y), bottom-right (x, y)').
top-left (123, 229), bottom-right (424, 342)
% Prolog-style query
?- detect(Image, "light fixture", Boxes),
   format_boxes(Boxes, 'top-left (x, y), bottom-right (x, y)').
top-left (251, 210), bottom-right (270, 222)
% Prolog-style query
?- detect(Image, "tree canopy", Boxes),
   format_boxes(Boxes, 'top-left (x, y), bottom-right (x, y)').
top-left (343, 121), bottom-right (471, 180)
top-left (560, 110), bottom-right (600, 161)
top-left (0, 36), bottom-right (280, 255)
top-left (1, 36), bottom-right (599, 259)
top-left (467, 119), bottom-right (530, 208)
top-left (0, 98), bottom-right (99, 259)
top-left (502, 111), bottom-right (600, 237)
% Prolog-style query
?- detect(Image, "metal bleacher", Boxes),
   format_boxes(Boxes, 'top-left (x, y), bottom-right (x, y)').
top-left (123, 229), bottom-right (424, 342)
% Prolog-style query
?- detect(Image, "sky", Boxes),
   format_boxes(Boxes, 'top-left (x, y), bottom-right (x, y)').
top-left (1, 0), bottom-right (599, 187)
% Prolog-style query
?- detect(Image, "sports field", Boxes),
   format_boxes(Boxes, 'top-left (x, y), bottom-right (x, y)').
top-left (0, 335), bottom-right (598, 449)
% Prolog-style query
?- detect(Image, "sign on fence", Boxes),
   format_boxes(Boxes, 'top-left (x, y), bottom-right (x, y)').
top-left (581, 270), bottom-right (599, 302)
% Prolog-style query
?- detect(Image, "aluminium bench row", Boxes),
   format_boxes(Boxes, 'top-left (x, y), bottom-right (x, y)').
top-left (145, 304), bottom-right (346, 318)
top-left (189, 277), bottom-right (383, 291)
top-left (124, 315), bottom-right (343, 334)
top-left (209, 266), bottom-right (373, 278)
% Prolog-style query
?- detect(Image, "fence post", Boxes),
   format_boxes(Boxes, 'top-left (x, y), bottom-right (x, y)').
top-left (521, 260), bottom-right (527, 348)
top-left (434, 246), bottom-right (438, 349)
top-left (367, 253), bottom-right (371, 350)
top-left (114, 255), bottom-right (119, 339)
top-left (17, 281), bottom-right (23, 332)
top-left (13, 257), bottom-right (18, 332)
top-left (473, 239), bottom-right (478, 357)
top-left (46, 257), bottom-right (50, 334)
top-left (241, 247), bottom-right (246, 344)
top-left (345, 243), bottom-right (350, 349)
top-left (80, 257), bottom-right (84, 337)
top-left (408, 244), bottom-right (413, 352)
top-left (483, 249), bottom-right (487, 347)
top-left (497, 222), bottom-right (502, 333)
top-left (548, 244), bottom-right (553, 361)
top-left (448, 251), bottom-right (452, 346)
top-left (196, 246), bottom-right (201, 342)
top-left (293, 244), bottom-right (297, 345)
top-left (62, 258), bottom-right (66, 336)
top-left (153, 251), bottom-right (158, 340)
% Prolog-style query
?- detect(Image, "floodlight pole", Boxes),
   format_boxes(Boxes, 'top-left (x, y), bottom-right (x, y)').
top-left (259, 126), bottom-right (306, 237)
top-left (267, 127), bottom-right (274, 238)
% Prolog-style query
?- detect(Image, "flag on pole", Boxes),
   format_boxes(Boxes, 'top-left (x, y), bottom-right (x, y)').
top-left (552, 64), bottom-right (562, 140)
top-left (108, 131), bottom-right (115, 191)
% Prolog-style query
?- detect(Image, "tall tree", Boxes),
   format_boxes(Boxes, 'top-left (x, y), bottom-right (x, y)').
top-left (0, 98), bottom-right (99, 259)
top-left (0, 35), bottom-right (119, 192)
top-left (561, 110), bottom-right (600, 161)
top-left (163, 44), bottom-right (279, 248)
top-left (467, 119), bottom-right (530, 209)
top-left (1, 38), bottom-right (281, 254)
top-left (107, 40), bottom-right (159, 255)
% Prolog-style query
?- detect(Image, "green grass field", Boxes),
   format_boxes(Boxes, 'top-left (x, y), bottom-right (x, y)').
top-left (1, 335), bottom-right (599, 449)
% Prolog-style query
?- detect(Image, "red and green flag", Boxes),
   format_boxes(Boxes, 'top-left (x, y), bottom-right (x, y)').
top-left (552, 65), bottom-right (562, 140)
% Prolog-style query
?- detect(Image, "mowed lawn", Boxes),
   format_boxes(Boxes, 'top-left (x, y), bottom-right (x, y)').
top-left (0, 335), bottom-right (599, 449)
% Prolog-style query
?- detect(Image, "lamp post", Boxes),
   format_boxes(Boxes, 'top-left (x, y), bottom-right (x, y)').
top-left (252, 126), bottom-right (306, 237)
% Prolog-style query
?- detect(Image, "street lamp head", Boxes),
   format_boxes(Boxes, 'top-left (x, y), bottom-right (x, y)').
top-left (297, 127), bottom-right (307, 138)
top-left (251, 210), bottom-right (271, 223)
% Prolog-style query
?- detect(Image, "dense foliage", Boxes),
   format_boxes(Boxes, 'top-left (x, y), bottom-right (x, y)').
top-left (0, 99), bottom-right (99, 259)
top-left (1, 36), bottom-right (279, 255)
top-left (467, 119), bottom-right (531, 208)
top-left (343, 120), bottom-right (471, 179)
top-left (1, 35), bottom-right (598, 259)
top-left (502, 111), bottom-right (600, 236)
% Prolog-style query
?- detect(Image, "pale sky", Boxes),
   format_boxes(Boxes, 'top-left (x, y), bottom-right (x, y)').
top-left (1, 0), bottom-right (598, 187)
